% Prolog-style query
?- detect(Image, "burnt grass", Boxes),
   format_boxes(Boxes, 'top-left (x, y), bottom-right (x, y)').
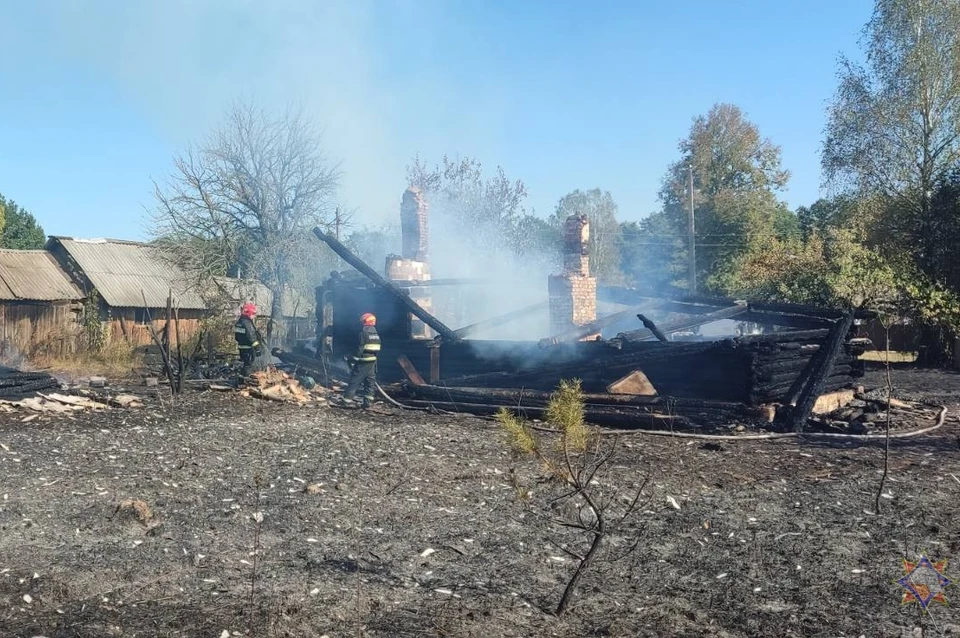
top-left (0, 368), bottom-right (959, 637)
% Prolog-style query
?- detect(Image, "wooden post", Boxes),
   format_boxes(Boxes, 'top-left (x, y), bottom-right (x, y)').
top-left (429, 342), bottom-right (441, 384)
top-left (163, 290), bottom-right (173, 348)
top-left (788, 313), bottom-right (855, 433)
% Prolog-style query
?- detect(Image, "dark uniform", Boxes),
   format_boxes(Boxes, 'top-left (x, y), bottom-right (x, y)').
top-left (342, 324), bottom-right (381, 407)
top-left (234, 314), bottom-right (264, 376)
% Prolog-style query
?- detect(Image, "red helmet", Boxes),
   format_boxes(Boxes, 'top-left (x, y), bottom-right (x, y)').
top-left (241, 302), bottom-right (257, 318)
top-left (360, 312), bottom-right (376, 326)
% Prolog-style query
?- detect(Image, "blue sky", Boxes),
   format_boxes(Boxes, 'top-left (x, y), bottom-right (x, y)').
top-left (0, 0), bottom-right (872, 241)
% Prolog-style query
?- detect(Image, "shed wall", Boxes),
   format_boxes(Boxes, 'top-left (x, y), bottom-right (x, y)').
top-left (0, 301), bottom-right (81, 358)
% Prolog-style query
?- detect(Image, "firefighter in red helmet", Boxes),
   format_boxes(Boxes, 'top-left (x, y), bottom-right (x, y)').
top-left (340, 312), bottom-right (380, 408)
top-left (234, 302), bottom-right (264, 376)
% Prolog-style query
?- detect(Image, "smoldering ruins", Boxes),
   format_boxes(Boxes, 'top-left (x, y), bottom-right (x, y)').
top-left (280, 187), bottom-right (882, 434)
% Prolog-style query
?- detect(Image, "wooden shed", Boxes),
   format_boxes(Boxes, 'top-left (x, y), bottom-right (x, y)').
top-left (0, 249), bottom-right (84, 358)
top-left (46, 237), bottom-right (208, 347)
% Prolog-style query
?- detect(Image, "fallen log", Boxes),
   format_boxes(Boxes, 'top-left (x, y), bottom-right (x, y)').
top-left (758, 364), bottom-right (853, 386)
top-left (755, 354), bottom-right (853, 376)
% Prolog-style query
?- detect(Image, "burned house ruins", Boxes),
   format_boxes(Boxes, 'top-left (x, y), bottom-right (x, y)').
top-left (290, 188), bottom-right (874, 432)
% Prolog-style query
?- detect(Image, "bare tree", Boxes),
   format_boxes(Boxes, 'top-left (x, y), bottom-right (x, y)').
top-left (152, 102), bottom-right (341, 345)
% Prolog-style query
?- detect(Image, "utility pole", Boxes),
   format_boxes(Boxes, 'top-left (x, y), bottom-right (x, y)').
top-left (333, 206), bottom-right (343, 270)
top-left (687, 165), bottom-right (697, 295)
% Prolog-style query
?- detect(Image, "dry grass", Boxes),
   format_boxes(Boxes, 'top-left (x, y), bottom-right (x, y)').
top-left (32, 341), bottom-right (143, 377)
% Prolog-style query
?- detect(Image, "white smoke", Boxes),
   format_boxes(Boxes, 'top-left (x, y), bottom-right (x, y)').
top-left (422, 191), bottom-right (556, 341)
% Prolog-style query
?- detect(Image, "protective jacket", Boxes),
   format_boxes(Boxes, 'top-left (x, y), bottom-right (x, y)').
top-left (234, 316), bottom-right (263, 353)
top-left (350, 325), bottom-right (381, 363)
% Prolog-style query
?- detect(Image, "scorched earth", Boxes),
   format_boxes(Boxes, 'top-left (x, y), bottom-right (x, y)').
top-left (1, 368), bottom-right (959, 638)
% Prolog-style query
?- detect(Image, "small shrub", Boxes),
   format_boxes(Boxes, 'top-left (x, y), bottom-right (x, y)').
top-left (496, 407), bottom-right (538, 455)
top-left (82, 291), bottom-right (107, 354)
top-left (546, 378), bottom-right (590, 452)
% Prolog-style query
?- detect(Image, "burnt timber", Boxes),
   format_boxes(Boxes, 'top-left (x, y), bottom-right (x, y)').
top-left (294, 225), bottom-right (874, 431)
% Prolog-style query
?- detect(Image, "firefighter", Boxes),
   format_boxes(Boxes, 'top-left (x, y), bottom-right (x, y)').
top-left (234, 302), bottom-right (264, 376)
top-left (340, 312), bottom-right (381, 408)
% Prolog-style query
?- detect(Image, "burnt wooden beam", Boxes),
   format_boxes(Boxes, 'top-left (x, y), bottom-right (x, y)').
top-left (313, 228), bottom-right (460, 342)
top-left (739, 310), bottom-right (831, 330)
top-left (637, 314), bottom-right (669, 342)
top-left (785, 312), bottom-right (855, 432)
top-left (616, 304), bottom-right (748, 342)
top-left (453, 301), bottom-right (549, 339)
top-left (749, 301), bottom-right (877, 321)
top-left (732, 329), bottom-right (831, 345)
top-left (404, 383), bottom-right (764, 414)
top-left (397, 355), bottom-right (426, 385)
top-left (538, 306), bottom-right (647, 346)
top-left (429, 342), bottom-right (441, 383)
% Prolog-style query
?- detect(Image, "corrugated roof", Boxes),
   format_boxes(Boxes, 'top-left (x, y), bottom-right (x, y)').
top-left (0, 250), bottom-right (83, 302)
top-left (49, 237), bottom-right (207, 309)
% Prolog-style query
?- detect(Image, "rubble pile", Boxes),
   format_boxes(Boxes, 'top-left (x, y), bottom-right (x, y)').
top-left (810, 391), bottom-right (942, 434)
top-left (237, 367), bottom-right (328, 405)
top-left (0, 367), bottom-right (60, 400)
top-left (0, 391), bottom-right (143, 416)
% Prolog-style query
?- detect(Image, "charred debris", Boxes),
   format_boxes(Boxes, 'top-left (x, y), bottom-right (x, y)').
top-left (275, 189), bottom-right (877, 434)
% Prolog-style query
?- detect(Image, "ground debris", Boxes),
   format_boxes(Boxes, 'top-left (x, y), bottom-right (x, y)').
top-left (114, 498), bottom-right (154, 525)
top-left (242, 367), bottom-right (328, 405)
top-left (0, 392), bottom-right (113, 414)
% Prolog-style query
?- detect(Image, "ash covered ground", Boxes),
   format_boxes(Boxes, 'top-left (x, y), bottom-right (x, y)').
top-left (0, 367), bottom-right (959, 637)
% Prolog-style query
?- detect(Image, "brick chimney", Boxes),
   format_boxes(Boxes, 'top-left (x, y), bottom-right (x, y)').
top-left (548, 214), bottom-right (598, 338)
top-left (386, 187), bottom-right (433, 338)
top-left (400, 187), bottom-right (428, 261)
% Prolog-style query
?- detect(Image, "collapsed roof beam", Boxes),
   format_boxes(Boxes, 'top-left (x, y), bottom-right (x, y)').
top-left (452, 301), bottom-right (549, 340)
top-left (312, 228), bottom-right (460, 342)
top-left (538, 306), bottom-right (650, 347)
top-left (614, 304), bottom-right (749, 343)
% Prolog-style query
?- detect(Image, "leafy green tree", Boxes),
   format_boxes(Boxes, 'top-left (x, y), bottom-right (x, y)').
top-left (721, 229), bottom-right (899, 311)
top-left (659, 103), bottom-right (795, 292)
top-left (0, 195), bottom-right (45, 249)
top-left (512, 214), bottom-right (561, 271)
top-left (619, 215), bottom-right (685, 295)
top-left (551, 189), bottom-right (624, 284)
top-left (795, 196), bottom-right (858, 240)
top-left (822, 0), bottom-right (960, 363)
